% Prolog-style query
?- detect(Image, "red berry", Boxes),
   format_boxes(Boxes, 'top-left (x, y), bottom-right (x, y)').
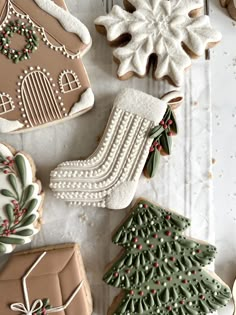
top-left (130, 290), bottom-right (134, 295)
top-left (168, 119), bottom-right (173, 125)
top-left (156, 280), bottom-right (161, 285)
top-left (170, 257), bottom-right (175, 262)
top-left (126, 269), bottom-right (130, 274)
top-left (149, 146), bottom-right (154, 152)
top-left (3, 170), bottom-right (8, 174)
top-left (139, 291), bottom-right (144, 296)
top-left (192, 270), bottom-right (197, 275)
top-left (180, 300), bottom-right (185, 305)
top-left (149, 244), bottom-right (154, 249)
top-left (144, 204), bottom-right (148, 208)
top-left (160, 120), bottom-right (164, 126)
top-left (167, 306), bottom-right (172, 311)
top-left (153, 141), bottom-right (158, 147)
top-left (113, 272), bottom-right (119, 278)
top-left (182, 279), bottom-right (188, 284)
top-left (166, 215), bottom-right (171, 220)
top-left (197, 249), bottom-right (202, 253)
top-left (165, 231), bottom-right (172, 236)
top-left (157, 144), bottom-right (162, 151)
top-left (200, 295), bottom-right (205, 300)
top-left (133, 237), bottom-right (138, 243)
top-left (153, 234), bottom-right (158, 239)
top-left (167, 277), bottom-right (172, 281)
top-left (153, 262), bottom-right (159, 268)
top-left (137, 244), bottom-right (142, 250)
top-left (168, 131), bottom-right (173, 137)
top-left (151, 289), bottom-right (156, 294)
top-left (164, 124), bottom-right (168, 129)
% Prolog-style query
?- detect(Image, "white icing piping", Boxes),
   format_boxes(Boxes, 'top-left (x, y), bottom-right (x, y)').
top-left (33, 0), bottom-right (91, 45)
top-left (59, 70), bottom-right (82, 94)
top-left (10, 252), bottom-right (84, 314)
top-left (69, 88), bottom-right (95, 116)
top-left (0, 92), bottom-right (15, 116)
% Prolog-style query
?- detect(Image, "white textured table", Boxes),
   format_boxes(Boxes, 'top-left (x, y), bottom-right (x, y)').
top-left (0, 1), bottom-right (233, 315)
top-left (211, 1), bottom-right (236, 314)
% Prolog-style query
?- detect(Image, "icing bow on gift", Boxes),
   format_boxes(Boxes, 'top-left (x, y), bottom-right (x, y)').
top-left (10, 252), bottom-right (83, 315)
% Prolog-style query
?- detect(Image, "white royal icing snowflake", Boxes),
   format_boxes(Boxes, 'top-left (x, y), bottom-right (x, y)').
top-left (95, 0), bottom-right (222, 86)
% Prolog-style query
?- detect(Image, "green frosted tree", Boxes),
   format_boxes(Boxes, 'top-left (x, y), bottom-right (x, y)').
top-left (103, 200), bottom-right (231, 315)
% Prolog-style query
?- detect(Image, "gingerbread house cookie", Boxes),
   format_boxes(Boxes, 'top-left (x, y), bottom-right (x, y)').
top-left (0, 0), bottom-right (94, 133)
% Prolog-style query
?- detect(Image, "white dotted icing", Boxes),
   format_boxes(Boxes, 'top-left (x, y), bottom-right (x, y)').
top-left (50, 88), bottom-right (168, 210)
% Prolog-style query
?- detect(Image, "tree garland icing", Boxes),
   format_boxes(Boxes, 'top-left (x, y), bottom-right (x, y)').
top-left (0, 20), bottom-right (39, 63)
top-left (103, 200), bottom-right (231, 315)
top-left (145, 106), bottom-right (177, 178)
top-left (0, 143), bottom-right (43, 254)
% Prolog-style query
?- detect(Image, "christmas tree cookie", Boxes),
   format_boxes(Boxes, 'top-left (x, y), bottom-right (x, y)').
top-left (0, 142), bottom-right (44, 254)
top-left (104, 199), bottom-right (231, 314)
top-left (0, 0), bottom-right (94, 133)
top-left (95, 0), bottom-right (222, 86)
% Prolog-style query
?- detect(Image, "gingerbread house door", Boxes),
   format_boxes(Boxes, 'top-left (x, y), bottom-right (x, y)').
top-left (19, 69), bottom-right (63, 127)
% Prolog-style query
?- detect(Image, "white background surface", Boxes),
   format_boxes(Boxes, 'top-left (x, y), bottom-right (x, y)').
top-left (0, 1), bottom-right (234, 314)
top-left (211, 1), bottom-right (236, 314)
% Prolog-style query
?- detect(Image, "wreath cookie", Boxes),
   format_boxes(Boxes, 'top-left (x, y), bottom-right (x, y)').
top-left (0, 142), bottom-right (44, 254)
top-left (220, 0), bottom-right (236, 20)
top-left (95, 0), bottom-right (222, 86)
top-left (104, 199), bottom-right (231, 315)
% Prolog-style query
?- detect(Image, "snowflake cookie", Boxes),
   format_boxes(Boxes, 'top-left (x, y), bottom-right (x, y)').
top-left (95, 0), bottom-right (222, 86)
top-left (0, 142), bottom-right (44, 254)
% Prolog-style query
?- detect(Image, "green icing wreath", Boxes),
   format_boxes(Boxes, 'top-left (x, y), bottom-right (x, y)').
top-left (0, 19), bottom-right (39, 63)
top-left (0, 150), bottom-right (41, 253)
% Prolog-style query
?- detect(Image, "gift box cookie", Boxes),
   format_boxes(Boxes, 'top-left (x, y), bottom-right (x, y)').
top-left (0, 244), bottom-right (93, 315)
top-left (0, 0), bottom-right (94, 133)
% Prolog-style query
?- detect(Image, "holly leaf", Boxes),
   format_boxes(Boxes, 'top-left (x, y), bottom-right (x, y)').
top-left (160, 131), bottom-right (172, 155)
top-left (145, 147), bottom-right (160, 178)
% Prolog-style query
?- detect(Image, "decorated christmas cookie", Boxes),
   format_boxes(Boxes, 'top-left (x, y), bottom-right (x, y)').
top-left (220, 0), bottom-right (236, 20)
top-left (95, 0), bottom-right (222, 86)
top-left (104, 199), bottom-right (231, 315)
top-left (0, 244), bottom-right (93, 315)
top-left (50, 88), bottom-right (183, 210)
top-left (0, 142), bottom-right (43, 254)
top-left (0, 0), bottom-right (94, 133)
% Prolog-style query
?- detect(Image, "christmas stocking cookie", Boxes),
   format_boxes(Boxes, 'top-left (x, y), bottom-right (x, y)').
top-left (0, 0), bottom-right (94, 133)
top-left (50, 88), bottom-right (182, 210)
top-left (104, 199), bottom-right (231, 315)
top-left (0, 142), bottom-right (44, 254)
top-left (95, 0), bottom-right (222, 86)
top-left (220, 0), bottom-right (236, 20)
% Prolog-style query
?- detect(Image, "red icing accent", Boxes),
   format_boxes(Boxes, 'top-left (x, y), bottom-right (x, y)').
top-left (144, 204), bottom-right (149, 209)
top-left (156, 280), bottom-right (161, 285)
top-left (180, 300), bottom-right (185, 305)
top-left (137, 244), bottom-right (142, 250)
top-left (182, 279), bottom-right (188, 284)
top-left (149, 244), bottom-right (154, 249)
top-left (125, 269), bottom-right (131, 274)
top-left (167, 306), bottom-right (172, 311)
top-left (166, 215), bottom-right (171, 220)
top-left (153, 262), bottom-right (159, 268)
top-left (200, 295), bottom-right (205, 300)
top-left (153, 234), bottom-right (158, 239)
top-left (114, 272), bottom-right (119, 278)
top-left (130, 290), bottom-right (134, 295)
top-left (133, 237), bottom-right (138, 243)
top-left (192, 270), bottom-right (197, 275)
top-left (165, 231), bottom-right (172, 236)
top-left (167, 277), bottom-right (172, 281)
top-left (197, 249), bottom-right (202, 253)
top-left (151, 289), bottom-right (156, 294)
top-left (139, 291), bottom-right (144, 296)
top-left (170, 257), bottom-right (176, 262)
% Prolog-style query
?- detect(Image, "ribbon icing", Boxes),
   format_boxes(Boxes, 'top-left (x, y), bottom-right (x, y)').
top-left (10, 252), bottom-right (84, 315)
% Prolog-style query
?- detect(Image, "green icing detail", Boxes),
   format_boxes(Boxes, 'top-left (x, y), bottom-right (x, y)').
top-left (0, 150), bottom-right (40, 252)
top-left (0, 20), bottom-right (39, 64)
top-left (145, 106), bottom-right (178, 178)
top-left (104, 199), bottom-right (231, 314)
